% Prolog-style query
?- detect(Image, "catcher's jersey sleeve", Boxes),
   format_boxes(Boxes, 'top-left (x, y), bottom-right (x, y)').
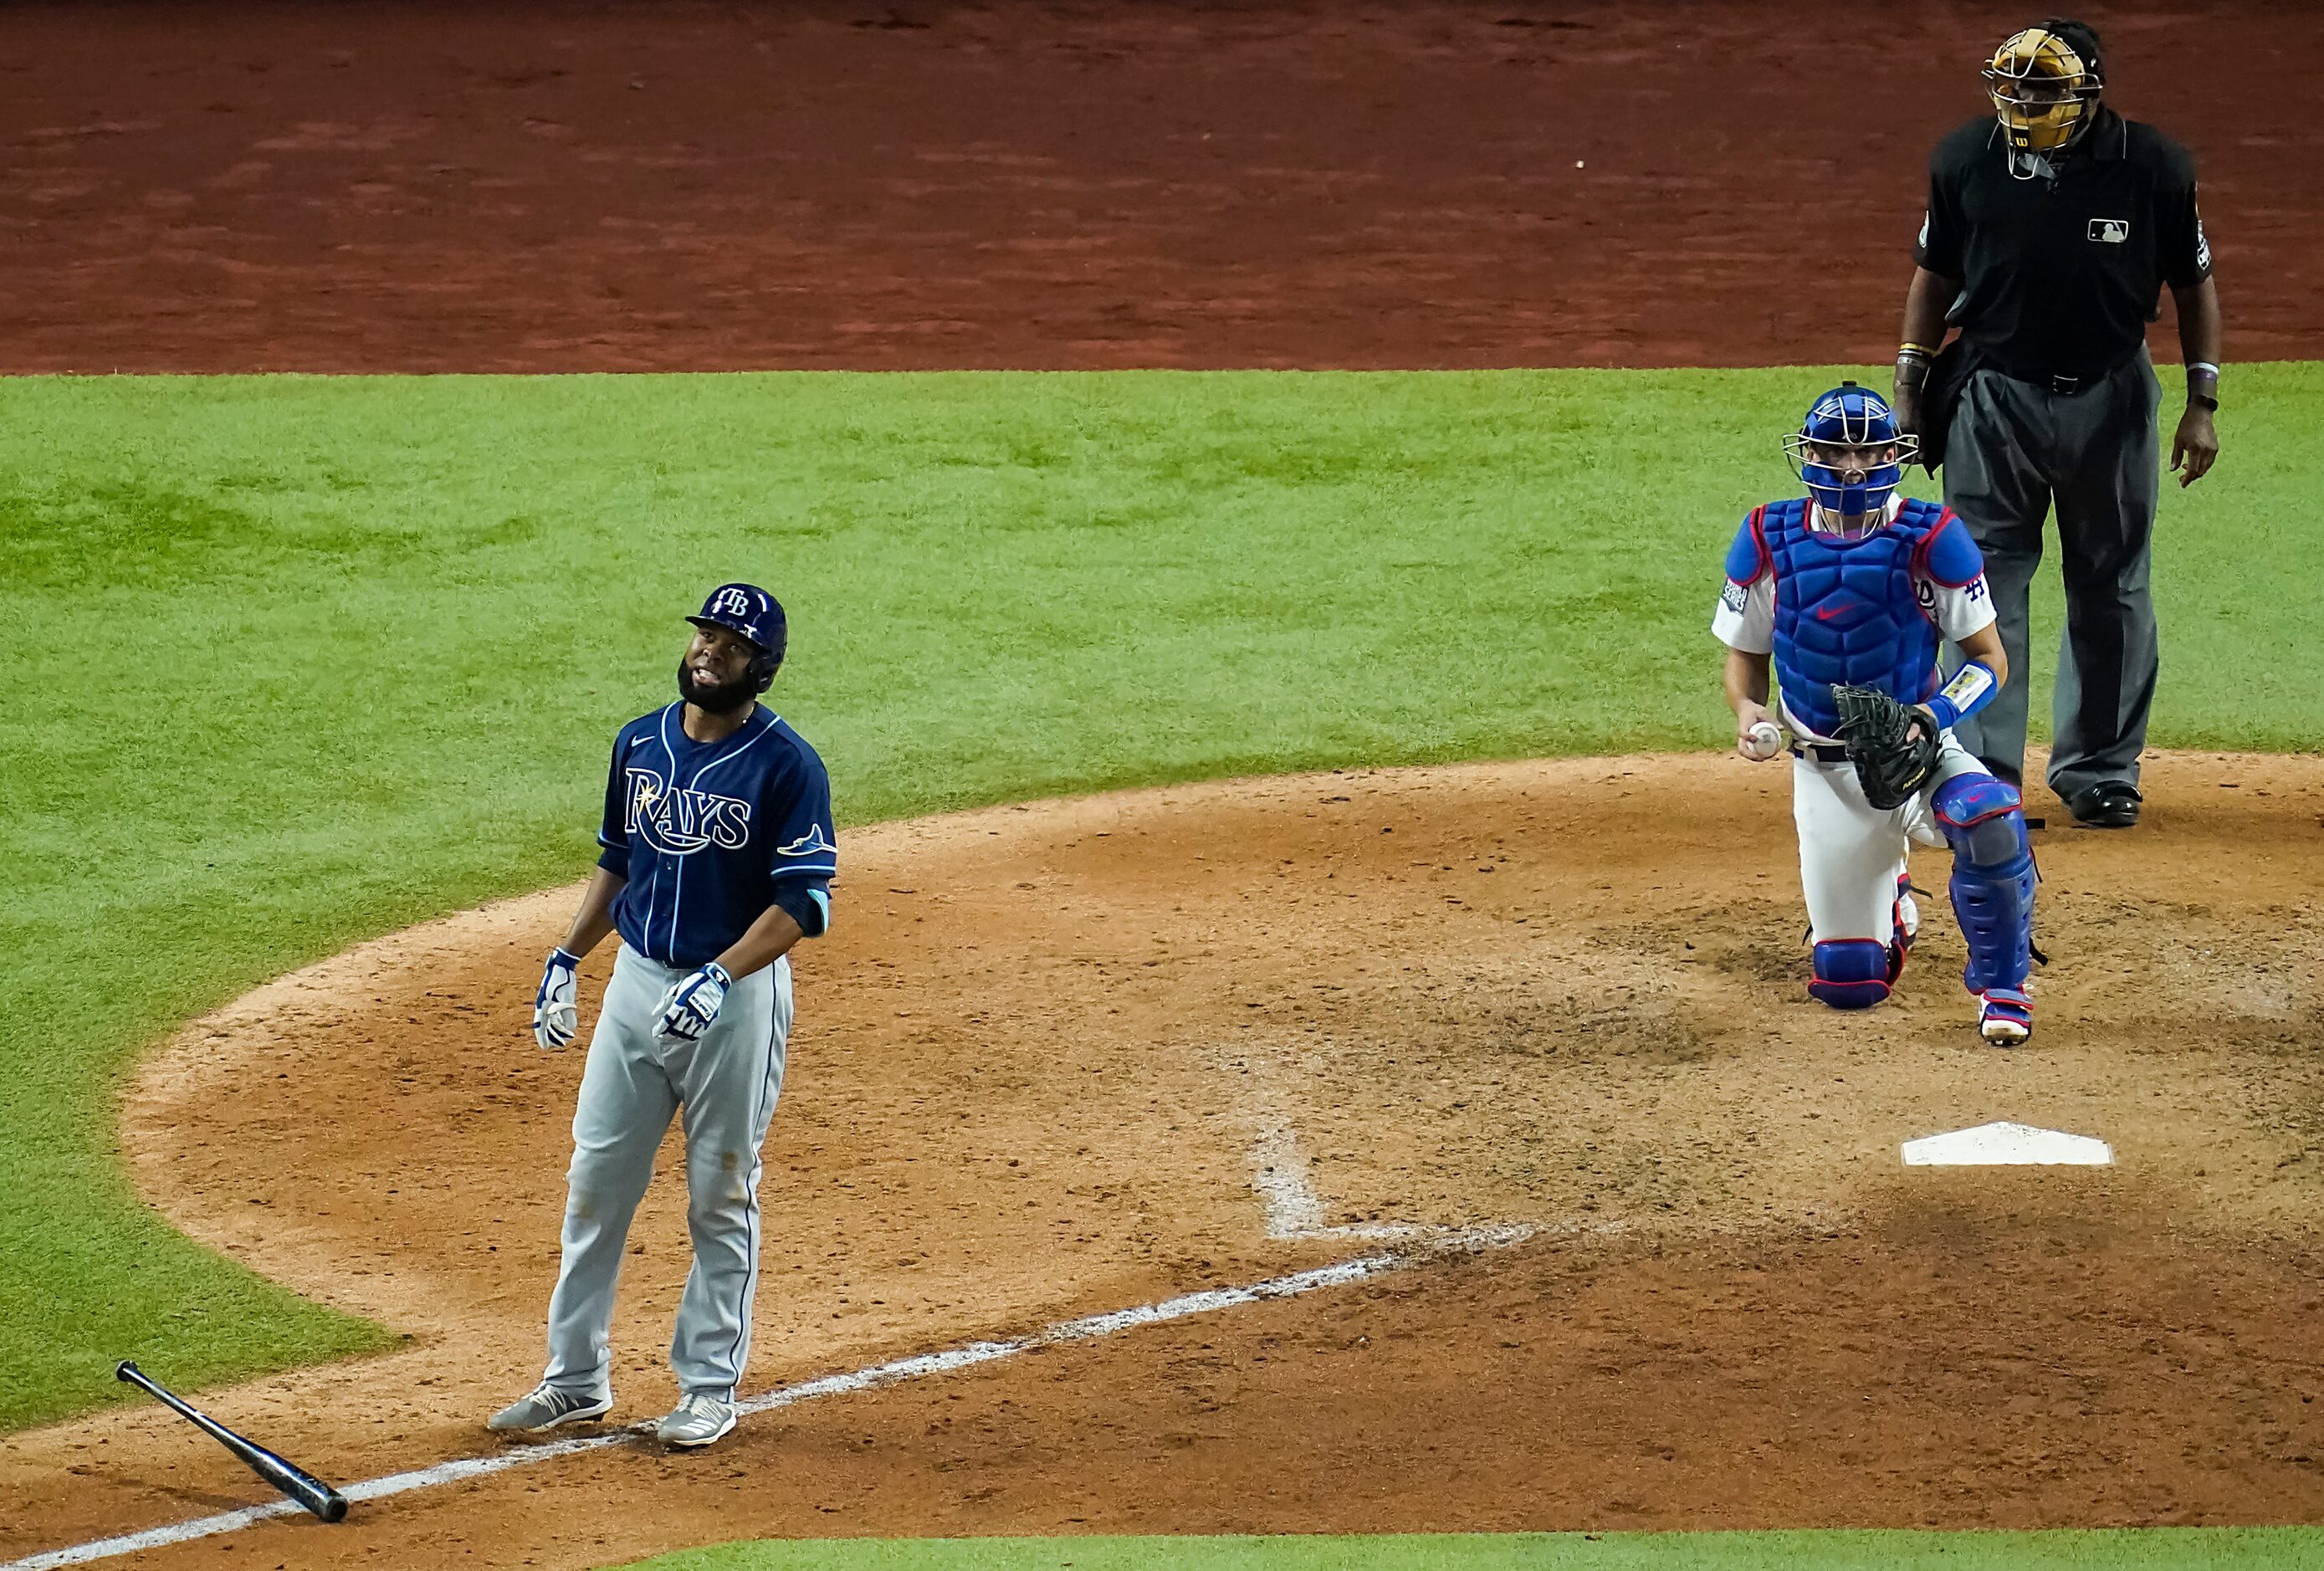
top-left (1918, 512), bottom-right (1999, 643)
top-left (1712, 576), bottom-right (1775, 655)
top-left (1925, 574), bottom-right (1998, 642)
top-left (1712, 514), bottom-right (1774, 654)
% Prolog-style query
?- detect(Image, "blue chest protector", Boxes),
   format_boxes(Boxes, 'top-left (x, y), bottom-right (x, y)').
top-left (1728, 497), bottom-right (1961, 739)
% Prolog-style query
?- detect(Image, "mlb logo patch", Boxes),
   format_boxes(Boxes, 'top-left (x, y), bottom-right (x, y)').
top-left (2088, 217), bottom-right (2130, 244)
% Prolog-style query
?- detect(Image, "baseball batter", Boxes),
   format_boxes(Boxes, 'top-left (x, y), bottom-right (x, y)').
top-left (489, 583), bottom-right (836, 1449)
top-left (1717, 384), bottom-right (2039, 1046)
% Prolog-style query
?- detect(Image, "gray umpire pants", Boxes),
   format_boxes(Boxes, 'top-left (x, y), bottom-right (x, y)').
top-left (1942, 349), bottom-right (2163, 802)
top-left (540, 944), bottom-right (791, 1403)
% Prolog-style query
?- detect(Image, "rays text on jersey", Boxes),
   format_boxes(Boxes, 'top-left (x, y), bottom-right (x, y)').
top-left (626, 767), bottom-right (753, 853)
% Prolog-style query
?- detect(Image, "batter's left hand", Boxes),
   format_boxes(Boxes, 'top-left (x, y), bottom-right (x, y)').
top-left (533, 948), bottom-right (581, 1051)
top-left (2172, 406), bottom-right (2219, 487)
top-left (654, 962), bottom-right (733, 1044)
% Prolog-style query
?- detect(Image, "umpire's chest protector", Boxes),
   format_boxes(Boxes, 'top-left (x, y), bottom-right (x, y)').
top-left (1748, 498), bottom-right (1953, 738)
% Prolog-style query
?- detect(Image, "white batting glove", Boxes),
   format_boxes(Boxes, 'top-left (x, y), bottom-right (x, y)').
top-left (653, 962), bottom-right (733, 1045)
top-left (533, 948), bottom-right (581, 1051)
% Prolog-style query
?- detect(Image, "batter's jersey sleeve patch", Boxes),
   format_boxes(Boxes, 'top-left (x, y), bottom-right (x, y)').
top-left (765, 740), bottom-right (837, 938)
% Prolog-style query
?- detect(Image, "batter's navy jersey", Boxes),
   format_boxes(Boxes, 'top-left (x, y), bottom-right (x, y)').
top-left (596, 704), bottom-right (836, 967)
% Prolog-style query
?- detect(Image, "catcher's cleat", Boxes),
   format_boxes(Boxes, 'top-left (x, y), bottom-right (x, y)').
top-left (656, 1392), bottom-right (738, 1449)
top-left (488, 1381), bottom-right (612, 1434)
top-left (1978, 989), bottom-right (2033, 1046)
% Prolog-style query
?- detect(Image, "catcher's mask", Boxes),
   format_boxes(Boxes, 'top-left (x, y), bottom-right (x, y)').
top-left (1784, 382), bottom-right (1917, 536)
top-left (687, 581), bottom-right (787, 692)
top-left (1984, 20), bottom-right (2103, 166)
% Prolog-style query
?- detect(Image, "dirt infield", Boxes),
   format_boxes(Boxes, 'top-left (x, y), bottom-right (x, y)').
top-left (3, 0), bottom-right (2319, 373)
top-left (7, 754), bottom-right (2324, 1566)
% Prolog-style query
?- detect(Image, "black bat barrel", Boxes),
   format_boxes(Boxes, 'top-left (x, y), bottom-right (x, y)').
top-left (117, 1362), bottom-right (350, 1522)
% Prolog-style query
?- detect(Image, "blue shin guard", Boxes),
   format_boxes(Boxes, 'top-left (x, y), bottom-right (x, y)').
top-left (1932, 772), bottom-right (2035, 999)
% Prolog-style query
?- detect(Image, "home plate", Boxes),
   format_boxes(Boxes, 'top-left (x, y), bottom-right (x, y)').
top-left (1901, 1121), bottom-right (2113, 1167)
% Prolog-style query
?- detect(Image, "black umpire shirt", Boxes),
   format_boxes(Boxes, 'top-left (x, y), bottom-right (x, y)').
top-left (1914, 108), bottom-right (2210, 384)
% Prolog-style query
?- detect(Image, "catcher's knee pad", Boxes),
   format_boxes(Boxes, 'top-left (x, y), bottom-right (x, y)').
top-left (1934, 772), bottom-right (2035, 995)
top-left (1810, 938), bottom-right (1892, 1009)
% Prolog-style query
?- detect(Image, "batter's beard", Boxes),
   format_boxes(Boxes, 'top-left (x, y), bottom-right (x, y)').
top-left (677, 660), bottom-right (757, 716)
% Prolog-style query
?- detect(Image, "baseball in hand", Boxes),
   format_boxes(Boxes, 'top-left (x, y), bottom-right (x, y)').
top-left (1742, 719), bottom-right (1783, 761)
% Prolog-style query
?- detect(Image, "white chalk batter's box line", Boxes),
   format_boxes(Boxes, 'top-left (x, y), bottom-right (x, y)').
top-left (6, 1222), bottom-right (1540, 1571)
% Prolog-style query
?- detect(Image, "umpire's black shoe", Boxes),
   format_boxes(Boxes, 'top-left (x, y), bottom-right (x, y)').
top-left (2066, 780), bottom-right (2142, 829)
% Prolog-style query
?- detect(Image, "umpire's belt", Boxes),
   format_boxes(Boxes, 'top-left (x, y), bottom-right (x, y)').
top-left (1790, 742), bottom-right (1850, 765)
top-left (1988, 347), bottom-right (2140, 397)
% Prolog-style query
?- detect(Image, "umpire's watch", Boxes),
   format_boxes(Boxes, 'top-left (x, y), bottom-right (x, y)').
top-left (2188, 392), bottom-right (2219, 412)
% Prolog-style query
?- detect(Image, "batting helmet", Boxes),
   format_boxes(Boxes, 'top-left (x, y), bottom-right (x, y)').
top-left (687, 582), bottom-right (787, 692)
top-left (1984, 20), bottom-right (2104, 161)
top-left (1783, 382), bottom-right (1917, 532)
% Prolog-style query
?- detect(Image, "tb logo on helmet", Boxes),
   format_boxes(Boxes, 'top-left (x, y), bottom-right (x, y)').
top-left (684, 582), bottom-right (788, 693)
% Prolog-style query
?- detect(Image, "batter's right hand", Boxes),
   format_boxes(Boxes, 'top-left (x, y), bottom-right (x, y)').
top-left (534, 948), bottom-right (581, 1051)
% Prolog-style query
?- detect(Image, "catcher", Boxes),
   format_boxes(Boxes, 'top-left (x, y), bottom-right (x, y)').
top-left (1715, 382), bottom-right (2038, 1046)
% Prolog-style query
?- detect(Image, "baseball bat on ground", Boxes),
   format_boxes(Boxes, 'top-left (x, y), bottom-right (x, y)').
top-left (115, 1361), bottom-right (349, 1522)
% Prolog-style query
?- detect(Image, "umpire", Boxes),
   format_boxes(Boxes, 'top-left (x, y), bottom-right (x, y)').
top-left (1892, 18), bottom-right (2221, 829)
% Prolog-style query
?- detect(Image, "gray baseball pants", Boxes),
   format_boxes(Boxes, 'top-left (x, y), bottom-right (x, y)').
top-left (1942, 349), bottom-right (2163, 802)
top-left (539, 944), bottom-right (791, 1403)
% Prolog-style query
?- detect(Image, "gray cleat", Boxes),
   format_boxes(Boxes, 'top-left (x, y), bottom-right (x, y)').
top-left (487, 1381), bottom-right (612, 1434)
top-left (655, 1392), bottom-right (738, 1448)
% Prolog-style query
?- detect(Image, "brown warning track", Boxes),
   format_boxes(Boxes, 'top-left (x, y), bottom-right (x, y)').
top-left (6, 755), bottom-right (2324, 1566)
top-left (1, 1), bottom-right (2317, 374)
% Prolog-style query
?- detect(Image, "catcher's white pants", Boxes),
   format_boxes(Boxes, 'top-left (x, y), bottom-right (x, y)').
top-left (540, 944), bottom-right (791, 1401)
top-left (1793, 730), bottom-right (1986, 943)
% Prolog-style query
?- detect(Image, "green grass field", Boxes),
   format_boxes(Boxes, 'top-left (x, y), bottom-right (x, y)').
top-left (625, 1529), bottom-right (2324, 1571)
top-left (3, 366), bottom-right (2320, 1565)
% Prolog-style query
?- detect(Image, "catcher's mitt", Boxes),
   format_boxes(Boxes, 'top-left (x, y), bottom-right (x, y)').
top-left (1831, 684), bottom-right (1939, 810)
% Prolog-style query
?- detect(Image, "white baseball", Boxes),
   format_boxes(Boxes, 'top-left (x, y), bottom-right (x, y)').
top-left (1743, 719), bottom-right (1783, 761)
